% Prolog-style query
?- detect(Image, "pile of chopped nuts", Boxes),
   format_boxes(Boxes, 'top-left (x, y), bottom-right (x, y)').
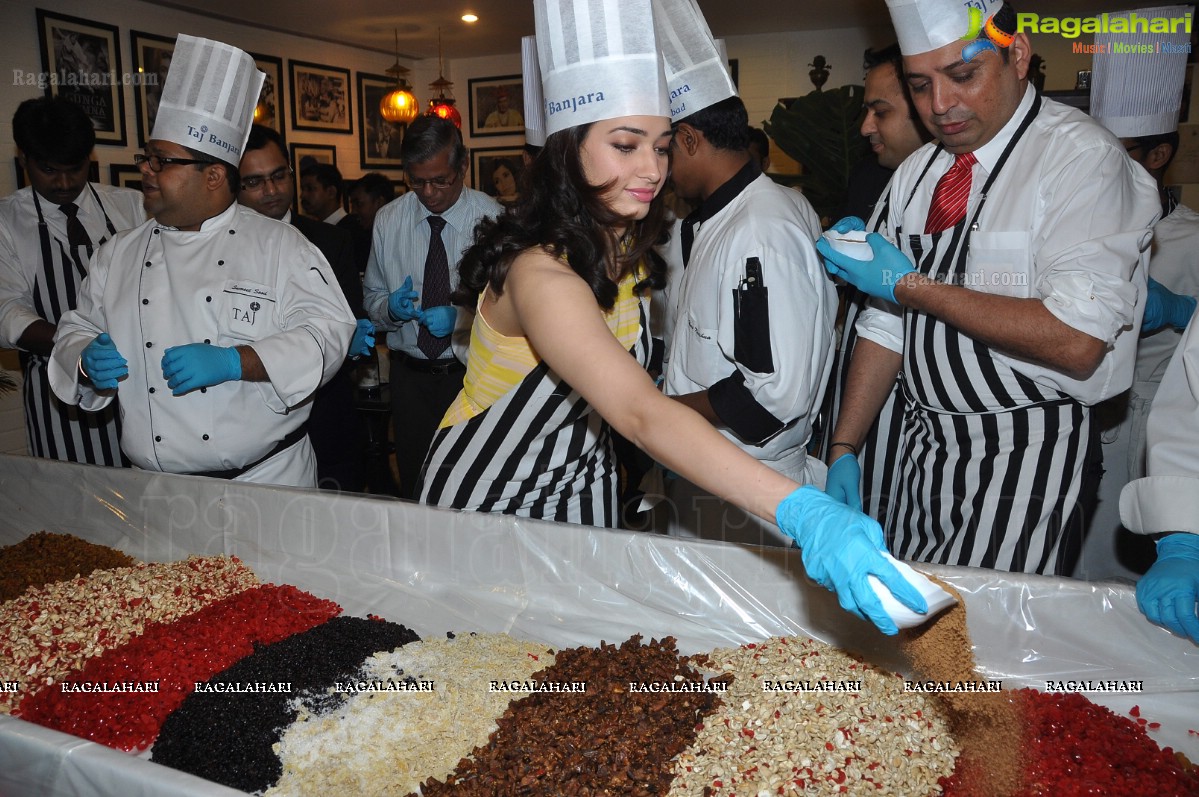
top-left (267, 632), bottom-right (558, 797)
top-left (0, 555), bottom-right (258, 712)
top-left (668, 636), bottom-right (958, 796)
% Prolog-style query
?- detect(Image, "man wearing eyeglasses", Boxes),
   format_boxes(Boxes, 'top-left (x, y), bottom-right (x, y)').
top-left (48, 35), bottom-right (356, 488)
top-left (238, 124), bottom-right (371, 492)
top-left (363, 115), bottom-right (501, 499)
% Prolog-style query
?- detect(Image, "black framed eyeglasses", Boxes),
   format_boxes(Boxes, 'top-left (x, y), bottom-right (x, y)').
top-left (405, 174), bottom-right (458, 190)
top-left (134, 153), bottom-right (216, 172)
top-left (240, 167), bottom-right (294, 190)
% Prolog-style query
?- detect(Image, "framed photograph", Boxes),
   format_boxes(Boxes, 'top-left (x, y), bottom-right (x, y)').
top-left (290, 60), bottom-right (352, 133)
top-left (109, 164), bottom-right (143, 192)
top-left (471, 146), bottom-right (526, 206)
top-left (289, 142), bottom-right (337, 211)
top-left (357, 72), bottom-right (405, 170)
top-left (36, 10), bottom-right (127, 146)
top-left (250, 53), bottom-right (285, 139)
top-left (129, 30), bottom-right (174, 146)
top-left (468, 74), bottom-right (525, 138)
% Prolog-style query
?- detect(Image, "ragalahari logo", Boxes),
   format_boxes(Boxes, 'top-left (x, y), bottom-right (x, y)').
top-left (960, 7), bottom-right (1013, 62)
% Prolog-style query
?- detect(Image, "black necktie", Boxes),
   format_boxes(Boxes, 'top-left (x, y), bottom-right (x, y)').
top-left (417, 216), bottom-right (450, 359)
top-left (59, 202), bottom-right (93, 252)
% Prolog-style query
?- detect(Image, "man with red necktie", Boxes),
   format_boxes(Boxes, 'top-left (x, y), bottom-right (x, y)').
top-left (817, 1), bottom-right (1160, 576)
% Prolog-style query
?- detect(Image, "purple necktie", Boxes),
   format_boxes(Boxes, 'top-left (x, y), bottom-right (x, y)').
top-left (417, 215), bottom-right (450, 358)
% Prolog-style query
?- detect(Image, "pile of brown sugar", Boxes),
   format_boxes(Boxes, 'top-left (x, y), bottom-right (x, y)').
top-left (900, 578), bottom-right (1024, 797)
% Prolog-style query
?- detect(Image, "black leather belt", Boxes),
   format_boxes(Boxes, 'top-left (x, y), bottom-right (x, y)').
top-left (390, 350), bottom-right (464, 375)
top-left (184, 425), bottom-right (308, 480)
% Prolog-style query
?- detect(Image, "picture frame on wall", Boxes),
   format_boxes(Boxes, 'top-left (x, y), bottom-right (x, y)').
top-left (468, 74), bottom-right (525, 138)
top-left (290, 60), bottom-right (352, 133)
top-left (129, 30), bottom-right (174, 146)
top-left (250, 53), bottom-right (285, 140)
top-left (471, 146), bottom-right (526, 207)
top-left (109, 164), bottom-right (143, 192)
top-left (289, 142), bottom-right (337, 211)
top-left (36, 10), bottom-right (127, 146)
top-left (357, 72), bottom-right (405, 170)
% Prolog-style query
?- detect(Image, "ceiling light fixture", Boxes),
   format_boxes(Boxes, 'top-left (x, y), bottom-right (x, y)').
top-left (426, 27), bottom-right (462, 128)
top-left (380, 28), bottom-right (419, 125)
top-left (461, 13), bottom-right (478, 22)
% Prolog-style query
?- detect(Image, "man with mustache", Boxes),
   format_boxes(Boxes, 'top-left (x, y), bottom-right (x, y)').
top-left (819, 1), bottom-right (1159, 575)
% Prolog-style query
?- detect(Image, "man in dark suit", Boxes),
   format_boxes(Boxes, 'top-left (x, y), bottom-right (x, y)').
top-left (239, 125), bottom-right (368, 491)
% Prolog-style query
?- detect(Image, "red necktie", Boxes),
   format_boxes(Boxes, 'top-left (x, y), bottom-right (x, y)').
top-left (417, 216), bottom-right (450, 359)
top-left (924, 152), bottom-right (977, 235)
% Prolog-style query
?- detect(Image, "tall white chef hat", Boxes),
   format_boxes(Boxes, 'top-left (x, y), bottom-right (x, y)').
top-left (522, 36), bottom-right (547, 147)
top-left (534, 0), bottom-right (670, 137)
top-left (652, 0), bottom-right (737, 121)
top-left (150, 35), bottom-right (265, 165)
top-left (1091, 6), bottom-right (1193, 137)
top-left (885, 0), bottom-right (1005, 56)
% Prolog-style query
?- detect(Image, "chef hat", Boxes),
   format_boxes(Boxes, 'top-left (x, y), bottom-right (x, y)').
top-left (534, 0), bottom-right (670, 136)
top-left (885, 0), bottom-right (1004, 56)
top-left (652, 0), bottom-right (737, 121)
top-left (150, 35), bottom-right (265, 165)
top-left (1091, 6), bottom-right (1192, 137)
top-left (522, 36), bottom-right (547, 147)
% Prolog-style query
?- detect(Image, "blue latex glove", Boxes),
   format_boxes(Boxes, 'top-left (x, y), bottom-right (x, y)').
top-left (80, 333), bottom-right (128, 391)
top-left (1136, 533), bottom-right (1199, 644)
top-left (161, 343), bottom-right (242, 396)
top-left (349, 318), bottom-right (376, 359)
top-left (827, 216), bottom-right (866, 234)
top-left (388, 275), bottom-right (420, 322)
top-left (420, 305), bottom-right (457, 338)
top-left (825, 453), bottom-right (863, 511)
top-left (816, 232), bottom-right (915, 304)
top-left (776, 485), bottom-right (927, 636)
top-left (1143, 278), bottom-right (1197, 333)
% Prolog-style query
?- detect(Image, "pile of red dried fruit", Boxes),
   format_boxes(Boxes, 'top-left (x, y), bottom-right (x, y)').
top-left (17, 584), bottom-right (341, 751)
top-left (940, 688), bottom-right (1199, 796)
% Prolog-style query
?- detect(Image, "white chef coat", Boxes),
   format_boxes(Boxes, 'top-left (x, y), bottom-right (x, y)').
top-left (48, 203), bottom-right (355, 486)
top-left (657, 168), bottom-right (835, 546)
top-left (363, 187), bottom-right (501, 360)
top-left (857, 85), bottom-right (1159, 407)
top-left (0, 184), bottom-right (145, 349)
top-left (1121, 314), bottom-right (1199, 536)
top-left (1079, 203), bottom-right (1199, 579)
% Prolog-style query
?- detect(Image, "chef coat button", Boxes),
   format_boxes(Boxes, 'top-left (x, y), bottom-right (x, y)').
top-left (145, 341), bottom-right (153, 348)
top-left (206, 296), bottom-right (212, 302)
top-left (142, 299), bottom-right (149, 305)
top-left (218, 260), bottom-right (225, 266)
top-left (153, 229), bottom-right (160, 235)
top-left (145, 261), bottom-right (152, 268)
top-left (155, 435), bottom-right (162, 442)
top-left (204, 338), bottom-right (211, 344)
top-left (202, 434), bottom-right (210, 441)
top-left (200, 387), bottom-right (207, 393)
top-left (229, 229), bottom-right (236, 234)
top-left (148, 387), bottom-right (156, 394)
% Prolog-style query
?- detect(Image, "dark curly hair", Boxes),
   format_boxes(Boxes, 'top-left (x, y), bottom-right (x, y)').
top-left (454, 122), bottom-right (669, 312)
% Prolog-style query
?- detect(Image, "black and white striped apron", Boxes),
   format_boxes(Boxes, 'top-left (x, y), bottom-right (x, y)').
top-left (820, 190), bottom-right (906, 523)
top-left (23, 187), bottom-right (124, 465)
top-left (887, 94), bottom-right (1096, 575)
top-left (420, 292), bottom-right (654, 528)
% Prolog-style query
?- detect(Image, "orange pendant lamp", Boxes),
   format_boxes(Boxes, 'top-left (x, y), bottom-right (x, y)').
top-left (380, 29), bottom-right (419, 125)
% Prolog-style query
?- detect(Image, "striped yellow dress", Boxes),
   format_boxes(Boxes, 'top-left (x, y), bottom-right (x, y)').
top-left (419, 268), bottom-right (652, 527)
